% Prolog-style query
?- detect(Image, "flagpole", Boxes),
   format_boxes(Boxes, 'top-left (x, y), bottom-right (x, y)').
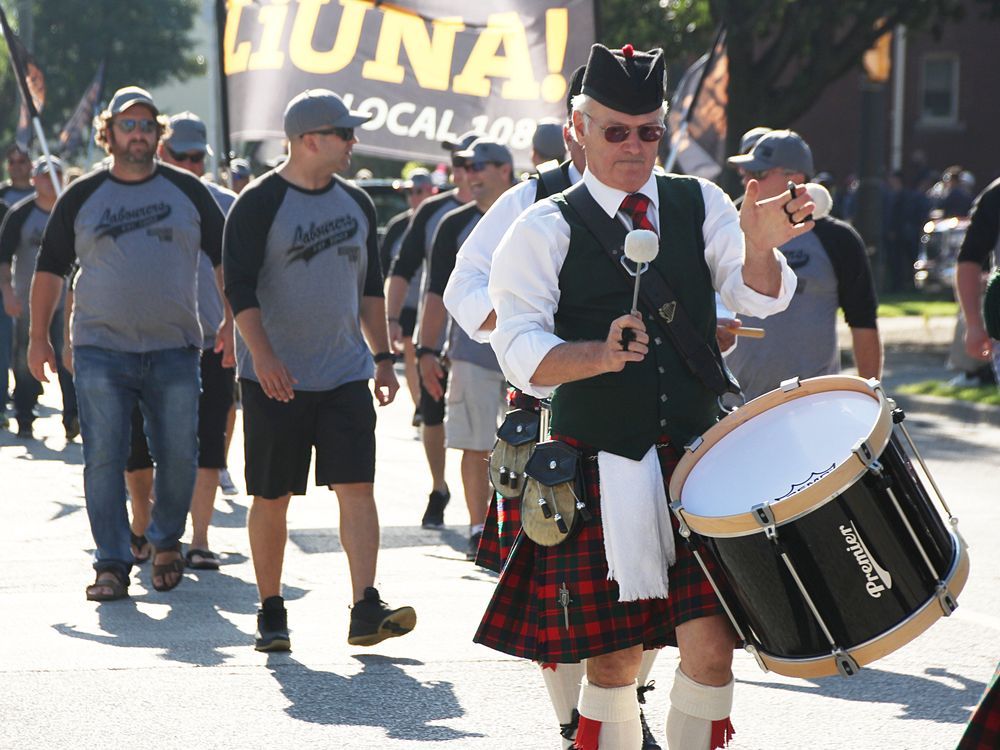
top-left (664, 24), bottom-right (726, 173)
top-left (214, 0), bottom-right (232, 169)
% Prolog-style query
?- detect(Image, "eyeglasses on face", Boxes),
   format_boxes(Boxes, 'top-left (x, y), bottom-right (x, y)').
top-left (467, 161), bottom-right (505, 173)
top-left (115, 118), bottom-right (158, 134)
top-left (167, 148), bottom-right (206, 164)
top-left (584, 113), bottom-right (664, 143)
top-left (304, 126), bottom-right (354, 141)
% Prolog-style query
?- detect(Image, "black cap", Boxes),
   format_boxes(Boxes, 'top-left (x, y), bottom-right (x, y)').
top-left (566, 65), bottom-right (586, 117)
top-left (581, 44), bottom-right (665, 116)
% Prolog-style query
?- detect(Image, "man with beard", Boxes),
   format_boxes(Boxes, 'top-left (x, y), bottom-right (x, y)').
top-left (28, 86), bottom-right (228, 601)
top-left (224, 89), bottom-right (414, 652)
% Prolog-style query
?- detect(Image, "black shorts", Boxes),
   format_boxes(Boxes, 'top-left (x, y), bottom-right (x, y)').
top-left (241, 377), bottom-right (376, 499)
top-left (418, 362), bottom-right (448, 427)
top-left (399, 306), bottom-right (417, 338)
top-left (127, 348), bottom-right (235, 471)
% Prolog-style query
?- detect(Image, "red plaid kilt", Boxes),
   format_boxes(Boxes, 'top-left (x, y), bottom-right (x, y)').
top-left (475, 438), bottom-right (728, 663)
top-left (475, 493), bottom-right (522, 573)
top-left (959, 663), bottom-right (1000, 749)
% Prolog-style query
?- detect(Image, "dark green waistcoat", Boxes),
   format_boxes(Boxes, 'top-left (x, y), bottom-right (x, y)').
top-left (550, 174), bottom-right (721, 459)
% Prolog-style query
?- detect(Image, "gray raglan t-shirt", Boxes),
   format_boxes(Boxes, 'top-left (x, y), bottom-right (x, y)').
top-left (224, 171), bottom-right (383, 392)
top-left (198, 180), bottom-right (237, 348)
top-left (0, 197), bottom-right (63, 310)
top-left (36, 164), bottom-right (225, 352)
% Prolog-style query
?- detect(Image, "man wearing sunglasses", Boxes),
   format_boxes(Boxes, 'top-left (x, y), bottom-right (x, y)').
top-left (725, 129), bottom-right (882, 401)
top-left (480, 44), bottom-right (809, 749)
top-left (224, 88), bottom-right (414, 653)
top-left (28, 86), bottom-right (229, 601)
top-left (121, 111), bottom-right (238, 573)
top-left (386, 130), bottom-right (480, 530)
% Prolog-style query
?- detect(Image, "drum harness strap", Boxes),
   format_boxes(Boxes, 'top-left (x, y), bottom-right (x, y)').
top-left (563, 182), bottom-right (741, 404)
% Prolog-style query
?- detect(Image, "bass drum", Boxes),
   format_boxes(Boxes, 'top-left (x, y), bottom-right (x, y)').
top-left (668, 375), bottom-right (969, 678)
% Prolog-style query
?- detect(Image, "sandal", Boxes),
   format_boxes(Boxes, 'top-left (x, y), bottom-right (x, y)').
top-left (151, 543), bottom-right (185, 592)
top-left (130, 531), bottom-right (152, 564)
top-left (185, 548), bottom-right (221, 570)
top-left (86, 569), bottom-right (129, 602)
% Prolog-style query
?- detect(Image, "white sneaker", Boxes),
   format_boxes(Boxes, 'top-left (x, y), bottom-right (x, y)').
top-left (219, 468), bottom-right (239, 496)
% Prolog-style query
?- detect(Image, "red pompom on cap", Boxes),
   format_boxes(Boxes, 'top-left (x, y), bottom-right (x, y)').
top-left (621, 44), bottom-right (634, 59)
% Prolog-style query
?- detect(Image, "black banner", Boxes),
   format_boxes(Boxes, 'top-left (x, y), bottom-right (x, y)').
top-left (224, 0), bottom-right (595, 166)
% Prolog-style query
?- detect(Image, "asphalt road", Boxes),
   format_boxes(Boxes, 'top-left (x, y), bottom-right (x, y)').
top-left (0, 366), bottom-right (996, 750)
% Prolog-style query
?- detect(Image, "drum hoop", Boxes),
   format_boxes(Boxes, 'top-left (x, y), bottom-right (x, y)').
top-left (669, 375), bottom-right (893, 536)
top-left (751, 537), bottom-right (969, 678)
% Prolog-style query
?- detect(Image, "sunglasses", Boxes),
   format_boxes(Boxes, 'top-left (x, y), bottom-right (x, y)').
top-left (584, 113), bottom-right (664, 143)
top-left (305, 126), bottom-right (354, 141)
top-left (115, 118), bottom-right (158, 134)
top-left (467, 161), bottom-right (505, 173)
top-left (167, 148), bottom-right (206, 164)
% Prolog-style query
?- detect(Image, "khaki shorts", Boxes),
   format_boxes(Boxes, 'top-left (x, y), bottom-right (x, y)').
top-left (445, 360), bottom-right (507, 452)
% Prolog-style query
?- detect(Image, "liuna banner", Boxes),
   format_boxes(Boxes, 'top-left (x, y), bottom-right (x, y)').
top-left (224, 0), bottom-right (595, 166)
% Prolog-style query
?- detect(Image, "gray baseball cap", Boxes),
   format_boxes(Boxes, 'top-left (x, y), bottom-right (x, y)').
top-left (283, 89), bottom-right (371, 138)
top-left (229, 158), bottom-right (251, 179)
top-left (108, 86), bottom-right (158, 116)
top-left (32, 156), bottom-right (64, 177)
top-left (532, 119), bottom-right (566, 161)
top-left (402, 168), bottom-right (433, 189)
top-left (728, 129), bottom-right (814, 177)
top-left (455, 138), bottom-right (513, 166)
top-left (164, 112), bottom-right (212, 154)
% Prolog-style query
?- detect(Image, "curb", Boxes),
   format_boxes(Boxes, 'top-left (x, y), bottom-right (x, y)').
top-left (890, 392), bottom-right (1000, 428)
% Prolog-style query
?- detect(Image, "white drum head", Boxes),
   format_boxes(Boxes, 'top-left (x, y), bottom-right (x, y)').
top-left (682, 390), bottom-right (882, 517)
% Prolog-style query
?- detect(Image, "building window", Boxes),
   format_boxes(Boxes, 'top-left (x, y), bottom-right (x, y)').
top-left (920, 55), bottom-right (959, 125)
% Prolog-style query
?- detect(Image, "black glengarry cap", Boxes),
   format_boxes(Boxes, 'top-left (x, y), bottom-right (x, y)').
top-left (581, 44), bottom-right (666, 115)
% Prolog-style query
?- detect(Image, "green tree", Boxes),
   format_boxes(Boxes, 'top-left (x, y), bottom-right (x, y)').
top-left (0, 0), bottom-right (202, 151)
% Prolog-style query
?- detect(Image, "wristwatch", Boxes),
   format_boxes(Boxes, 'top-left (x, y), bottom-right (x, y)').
top-left (415, 346), bottom-right (441, 358)
top-left (373, 351), bottom-right (395, 364)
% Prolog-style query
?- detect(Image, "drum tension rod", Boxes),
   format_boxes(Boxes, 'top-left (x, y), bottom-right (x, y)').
top-left (752, 503), bottom-right (779, 543)
top-left (833, 649), bottom-right (861, 678)
top-left (936, 582), bottom-right (959, 616)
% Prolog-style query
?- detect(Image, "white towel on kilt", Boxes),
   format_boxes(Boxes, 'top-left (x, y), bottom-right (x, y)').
top-left (598, 445), bottom-right (676, 602)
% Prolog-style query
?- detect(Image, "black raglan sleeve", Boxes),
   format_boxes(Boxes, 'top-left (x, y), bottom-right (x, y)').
top-left (160, 165), bottom-right (226, 267)
top-left (36, 170), bottom-right (107, 277)
top-left (815, 217), bottom-right (879, 329)
top-left (957, 178), bottom-right (1000, 269)
top-left (0, 199), bottom-right (32, 265)
top-left (379, 210), bottom-right (411, 277)
top-left (390, 200), bottom-right (435, 281)
top-left (223, 174), bottom-right (287, 316)
top-left (338, 177), bottom-right (383, 298)
top-left (427, 208), bottom-right (467, 296)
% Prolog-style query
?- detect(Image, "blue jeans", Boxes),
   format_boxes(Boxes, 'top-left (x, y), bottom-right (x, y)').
top-left (0, 306), bottom-right (11, 418)
top-left (74, 345), bottom-right (201, 576)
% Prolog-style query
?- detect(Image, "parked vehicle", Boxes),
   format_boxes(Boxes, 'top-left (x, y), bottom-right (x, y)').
top-left (356, 178), bottom-right (409, 241)
top-left (913, 216), bottom-right (968, 297)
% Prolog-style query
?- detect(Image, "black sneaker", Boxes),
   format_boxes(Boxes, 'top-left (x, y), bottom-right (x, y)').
top-left (16, 422), bottom-right (34, 440)
top-left (254, 596), bottom-right (291, 652)
top-left (637, 681), bottom-right (662, 750)
top-left (64, 416), bottom-right (81, 441)
top-left (348, 587), bottom-right (416, 646)
top-left (411, 406), bottom-right (423, 427)
top-left (466, 530), bottom-right (482, 561)
top-left (421, 487), bottom-right (450, 529)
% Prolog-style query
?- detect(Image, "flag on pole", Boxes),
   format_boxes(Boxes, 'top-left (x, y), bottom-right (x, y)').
top-left (59, 61), bottom-right (106, 157)
top-left (667, 28), bottom-right (728, 181)
top-left (0, 6), bottom-right (46, 149)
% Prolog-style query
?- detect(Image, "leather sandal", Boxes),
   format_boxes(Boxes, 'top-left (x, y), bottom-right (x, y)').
top-left (130, 531), bottom-right (152, 563)
top-left (86, 569), bottom-right (129, 602)
top-left (151, 543), bottom-right (185, 592)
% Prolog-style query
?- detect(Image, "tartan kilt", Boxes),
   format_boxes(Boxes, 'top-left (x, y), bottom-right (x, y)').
top-left (958, 663), bottom-right (1000, 749)
top-left (474, 492), bottom-right (522, 573)
top-left (475, 439), bottom-right (728, 663)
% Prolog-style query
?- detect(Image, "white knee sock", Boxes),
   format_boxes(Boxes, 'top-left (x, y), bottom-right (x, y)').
top-left (540, 661), bottom-right (587, 749)
top-left (636, 649), bottom-right (657, 687)
top-left (575, 678), bottom-right (641, 750)
top-left (666, 666), bottom-right (735, 750)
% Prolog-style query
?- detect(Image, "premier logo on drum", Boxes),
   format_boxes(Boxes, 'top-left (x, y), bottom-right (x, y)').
top-left (840, 522), bottom-right (894, 598)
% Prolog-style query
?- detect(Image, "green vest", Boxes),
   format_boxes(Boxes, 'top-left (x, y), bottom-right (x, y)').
top-left (550, 174), bottom-right (722, 459)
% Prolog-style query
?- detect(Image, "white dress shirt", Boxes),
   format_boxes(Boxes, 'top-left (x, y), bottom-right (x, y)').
top-left (443, 162), bottom-right (583, 343)
top-left (487, 169), bottom-right (797, 397)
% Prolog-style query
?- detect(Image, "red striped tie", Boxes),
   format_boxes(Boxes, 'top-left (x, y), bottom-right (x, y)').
top-left (620, 193), bottom-right (656, 232)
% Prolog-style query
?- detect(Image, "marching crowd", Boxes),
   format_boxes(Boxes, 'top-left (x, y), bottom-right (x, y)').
top-left (1, 40), bottom-right (997, 750)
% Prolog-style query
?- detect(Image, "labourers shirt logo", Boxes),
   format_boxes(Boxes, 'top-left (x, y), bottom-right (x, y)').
top-left (286, 215), bottom-right (359, 265)
top-left (96, 203), bottom-right (172, 240)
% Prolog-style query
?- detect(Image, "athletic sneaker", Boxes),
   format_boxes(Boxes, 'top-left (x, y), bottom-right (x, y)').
top-left (467, 530), bottom-right (483, 561)
top-left (255, 596), bottom-right (291, 652)
top-left (347, 587), bottom-right (416, 646)
top-left (64, 416), bottom-right (80, 441)
top-left (421, 487), bottom-right (450, 529)
top-left (219, 468), bottom-right (239, 496)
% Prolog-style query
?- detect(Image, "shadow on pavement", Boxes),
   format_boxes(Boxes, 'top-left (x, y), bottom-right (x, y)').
top-left (51, 570), bottom-right (307, 667)
top-left (741, 666), bottom-right (985, 724)
top-left (266, 653), bottom-right (483, 741)
top-left (0, 429), bottom-right (83, 464)
top-left (291, 526), bottom-right (471, 557)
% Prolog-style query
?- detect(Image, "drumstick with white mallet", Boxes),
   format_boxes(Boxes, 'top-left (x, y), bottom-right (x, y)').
top-left (619, 229), bottom-right (659, 350)
top-left (724, 182), bottom-right (834, 341)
